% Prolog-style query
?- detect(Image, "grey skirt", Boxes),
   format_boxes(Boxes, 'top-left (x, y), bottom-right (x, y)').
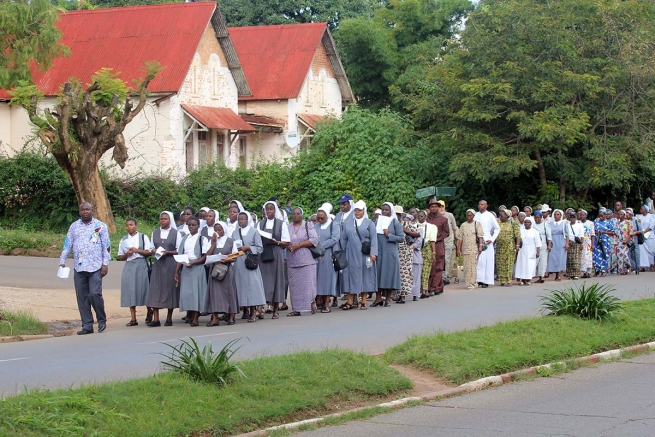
top-left (120, 258), bottom-right (149, 307)
top-left (179, 264), bottom-right (208, 312)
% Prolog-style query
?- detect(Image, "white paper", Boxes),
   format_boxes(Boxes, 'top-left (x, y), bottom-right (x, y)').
top-left (173, 254), bottom-right (190, 264)
top-left (258, 229), bottom-right (273, 240)
top-left (57, 266), bottom-right (70, 279)
top-left (376, 215), bottom-right (393, 234)
top-left (204, 254), bottom-right (227, 265)
top-left (155, 246), bottom-right (165, 260)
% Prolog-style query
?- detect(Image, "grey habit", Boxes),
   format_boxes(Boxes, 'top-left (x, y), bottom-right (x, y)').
top-left (334, 210), bottom-right (355, 295)
top-left (376, 217), bottom-right (403, 290)
top-left (206, 237), bottom-right (239, 314)
top-left (258, 219), bottom-right (286, 303)
top-left (146, 228), bottom-right (180, 309)
top-left (232, 226), bottom-right (267, 307)
top-left (119, 232), bottom-right (149, 307)
top-left (343, 217), bottom-right (378, 293)
top-left (178, 234), bottom-right (208, 312)
top-left (316, 220), bottom-right (341, 297)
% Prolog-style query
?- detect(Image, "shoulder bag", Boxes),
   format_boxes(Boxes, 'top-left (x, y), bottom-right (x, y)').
top-left (475, 222), bottom-right (487, 251)
top-left (332, 221), bottom-right (348, 271)
top-left (239, 228), bottom-right (259, 270)
top-left (211, 262), bottom-right (229, 280)
top-left (140, 233), bottom-right (153, 279)
top-left (355, 220), bottom-right (371, 255)
top-left (259, 220), bottom-right (276, 263)
top-left (306, 221), bottom-right (325, 259)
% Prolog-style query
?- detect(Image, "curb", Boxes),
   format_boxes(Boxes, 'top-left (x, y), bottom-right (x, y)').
top-left (0, 334), bottom-right (54, 343)
top-left (233, 341), bottom-right (655, 437)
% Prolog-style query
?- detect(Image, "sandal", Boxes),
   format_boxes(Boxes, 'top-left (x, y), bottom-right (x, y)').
top-left (126, 320), bottom-right (138, 327)
top-left (321, 307), bottom-right (331, 313)
top-left (360, 303), bottom-right (367, 310)
top-left (227, 319), bottom-right (235, 325)
top-left (341, 303), bottom-right (355, 311)
top-left (272, 312), bottom-right (279, 319)
top-left (279, 304), bottom-right (289, 311)
top-left (206, 321), bottom-right (220, 327)
top-left (257, 311), bottom-right (264, 320)
top-left (287, 311), bottom-right (302, 316)
top-left (247, 316), bottom-right (257, 323)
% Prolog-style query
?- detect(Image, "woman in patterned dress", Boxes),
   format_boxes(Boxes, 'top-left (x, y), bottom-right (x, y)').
top-left (397, 212), bottom-right (419, 303)
top-left (286, 207), bottom-right (319, 316)
top-left (417, 210), bottom-right (435, 298)
top-left (578, 210), bottom-right (595, 278)
top-left (495, 210), bottom-right (521, 287)
top-left (456, 209), bottom-right (484, 289)
top-left (593, 209), bottom-right (612, 276)
top-left (617, 210), bottom-right (633, 275)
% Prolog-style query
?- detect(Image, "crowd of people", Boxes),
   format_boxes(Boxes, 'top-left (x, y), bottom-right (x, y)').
top-left (61, 193), bottom-right (655, 333)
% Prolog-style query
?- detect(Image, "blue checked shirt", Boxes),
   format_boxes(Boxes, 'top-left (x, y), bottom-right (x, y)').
top-left (59, 218), bottom-right (111, 272)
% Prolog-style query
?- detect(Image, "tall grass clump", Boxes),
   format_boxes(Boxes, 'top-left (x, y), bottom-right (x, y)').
top-left (160, 338), bottom-right (245, 386)
top-left (540, 282), bottom-right (622, 320)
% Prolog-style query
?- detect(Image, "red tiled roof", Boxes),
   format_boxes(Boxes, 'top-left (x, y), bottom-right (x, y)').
top-left (228, 23), bottom-right (327, 101)
top-left (182, 104), bottom-right (255, 132)
top-left (0, 3), bottom-right (216, 99)
top-left (298, 113), bottom-right (332, 130)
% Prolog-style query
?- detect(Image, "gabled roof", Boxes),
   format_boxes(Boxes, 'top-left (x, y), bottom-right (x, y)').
top-left (0, 3), bottom-right (251, 99)
top-left (182, 104), bottom-right (255, 132)
top-left (229, 23), bottom-right (354, 102)
top-left (298, 113), bottom-right (332, 131)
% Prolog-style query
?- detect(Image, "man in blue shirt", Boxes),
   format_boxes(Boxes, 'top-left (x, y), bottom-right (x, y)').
top-left (59, 202), bottom-right (111, 335)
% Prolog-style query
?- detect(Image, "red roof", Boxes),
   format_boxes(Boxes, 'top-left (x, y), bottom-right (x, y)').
top-left (0, 3), bottom-right (216, 99)
top-left (228, 23), bottom-right (327, 101)
top-left (298, 113), bottom-right (331, 130)
top-left (182, 104), bottom-right (255, 132)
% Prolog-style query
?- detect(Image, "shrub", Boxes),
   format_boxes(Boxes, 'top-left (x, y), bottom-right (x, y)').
top-left (540, 282), bottom-right (622, 321)
top-left (160, 338), bottom-right (245, 386)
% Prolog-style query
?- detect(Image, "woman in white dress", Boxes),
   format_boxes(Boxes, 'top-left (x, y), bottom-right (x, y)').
top-left (515, 217), bottom-right (542, 285)
top-left (118, 218), bottom-right (153, 326)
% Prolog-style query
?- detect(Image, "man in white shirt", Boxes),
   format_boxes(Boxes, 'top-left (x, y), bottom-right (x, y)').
top-left (474, 200), bottom-right (500, 288)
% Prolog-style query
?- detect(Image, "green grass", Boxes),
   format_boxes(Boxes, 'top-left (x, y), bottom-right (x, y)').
top-left (0, 310), bottom-right (49, 336)
top-left (385, 297), bottom-right (655, 385)
top-left (0, 349), bottom-right (412, 437)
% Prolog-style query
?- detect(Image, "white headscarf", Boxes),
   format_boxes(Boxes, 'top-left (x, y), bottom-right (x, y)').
top-left (263, 201), bottom-right (283, 220)
top-left (213, 221), bottom-right (229, 249)
top-left (382, 202), bottom-right (394, 217)
top-left (553, 209), bottom-right (564, 223)
top-left (200, 207), bottom-right (210, 213)
top-left (238, 211), bottom-right (253, 235)
top-left (353, 200), bottom-right (368, 226)
top-left (160, 211), bottom-right (175, 230)
top-left (231, 200), bottom-right (245, 213)
top-left (204, 209), bottom-right (219, 228)
top-left (318, 202), bottom-right (333, 229)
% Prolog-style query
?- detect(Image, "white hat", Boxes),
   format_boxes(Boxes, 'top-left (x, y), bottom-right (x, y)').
top-left (541, 204), bottom-right (551, 212)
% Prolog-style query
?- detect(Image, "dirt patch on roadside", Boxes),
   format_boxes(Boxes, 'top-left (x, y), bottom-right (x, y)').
top-left (46, 320), bottom-right (79, 336)
top-left (389, 364), bottom-right (455, 396)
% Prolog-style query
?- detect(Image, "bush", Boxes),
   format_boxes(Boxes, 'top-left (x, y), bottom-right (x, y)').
top-left (540, 282), bottom-right (622, 321)
top-left (160, 338), bottom-right (245, 386)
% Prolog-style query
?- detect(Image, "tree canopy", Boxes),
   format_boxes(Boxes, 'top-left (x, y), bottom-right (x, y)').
top-left (394, 0), bottom-right (655, 208)
top-left (0, 0), bottom-right (69, 89)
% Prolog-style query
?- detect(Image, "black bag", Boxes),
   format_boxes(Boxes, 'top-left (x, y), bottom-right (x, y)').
top-left (239, 229), bottom-right (260, 270)
top-left (306, 222), bottom-right (325, 259)
top-left (210, 262), bottom-right (229, 280)
top-left (259, 221), bottom-right (277, 262)
top-left (140, 233), bottom-right (153, 280)
top-left (636, 220), bottom-right (645, 245)
top-left (332, 222), bottom-right (348, 271)
top-left (574, 236), bottom-right (582, 244)
top-left (355, 220), bottom-right (371, 255)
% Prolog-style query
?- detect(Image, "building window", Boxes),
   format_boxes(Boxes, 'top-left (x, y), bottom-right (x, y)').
top-left (216, 133), bottom-right (224, 165)
top-left (198, 131), bottom-right (209, 166)
top-left (239, 137), bottom-right (247, 168)
top-left (185, 140), bottom-right (194, 171)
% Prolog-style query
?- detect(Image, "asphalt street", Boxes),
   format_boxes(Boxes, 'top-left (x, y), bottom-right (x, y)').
top-left (1, 256), bottom-right (654, 397)
top-left (297, 352), bottom-right (655, 437)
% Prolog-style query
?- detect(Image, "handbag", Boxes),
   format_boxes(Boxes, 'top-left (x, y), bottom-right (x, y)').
top-left (475, 223), bottom-right (487, 251)
top-left (259, 221), bottom-right (276, 262)
top-left (306, 222), bottom-right (325, 259)
top-left (355, 220), bottom-right (371, 255)
top-left (239, 228), bottom-right (260, 270)
top-left (210, 262), bottom-right (229, 280)
top-left (332, 222), bottom-right (348, 271)
top-left (140, 233), bottom-right (153, 279)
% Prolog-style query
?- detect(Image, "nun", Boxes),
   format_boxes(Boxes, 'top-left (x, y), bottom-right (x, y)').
top-left (286, 207), bottom-right (319, 316)
top-left (373, 202), bottom-right (403, 307)
top-left (315, 203), bottom-right (341, 312)
top-left (342, 200), bottom-right (378, 310)
top-left (174, 217), bottom-right (210, 326)
top-left (515, 217), bottom-right (542, 285)
top-left (118, 218), bottom-right (153, 326)
top-left (334, 194), bottom-right (355, 304)
top-left (232, 211), bottom-right (267, 322)
top-left (146, 211), bottom-right (181, 327)
top-left (531, 210), bottom-right (552, 283)
top-left (200, 209), bottom-right (220, 238)
top-left (547, 209), bottom-right (570, 281)
top-left (205, 221), bottom-right (239, 326)
top-left (258, 200), bottom-right (290, 319)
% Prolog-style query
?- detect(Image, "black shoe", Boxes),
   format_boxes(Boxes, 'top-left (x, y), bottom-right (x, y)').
top-left (435, 291), bottom-right (444, 295)
top-left (98, 323), bottom-right (106, 333)
top-left (444, 279), bottom-right (451, 285)
top-left (164, 320), bottom-right (173, 327)
top-left (383, 302), bottom-right (391, 307)
top-left (147, 321), bottom-right (161, 327)
top-left (397, 299), bottom-right (406, 304)
top-left (413, 296), bottom-right (418, 301)
top-left (481, 283), bottom-right (489, 288)
top-left (77, 329), bottom-right (93, 335)
top-left (371, 301), bottom-right (384, 307)
top-left (331, 300), bottom-right (338, 308)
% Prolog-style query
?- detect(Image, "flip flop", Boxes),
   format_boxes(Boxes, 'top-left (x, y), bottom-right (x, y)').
top-left (286, 311), bottom-right (302, 316)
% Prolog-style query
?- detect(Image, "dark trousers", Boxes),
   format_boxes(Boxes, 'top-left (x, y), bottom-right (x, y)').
top-left (74, 269), bottom-right (106, 331)
top-left (429, 241), bottom-right (446, 293)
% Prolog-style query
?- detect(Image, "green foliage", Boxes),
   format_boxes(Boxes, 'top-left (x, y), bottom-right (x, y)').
top-left (87, 68), bottom-right (128, 107)
top-left (540, 282), bottom-right (622, 321)
top-left (160, 338), bottom-right (245, 386)
top-left (0, 0), bottom-right (69, 89)
top-left (0, 309), bottom-right (49, 336)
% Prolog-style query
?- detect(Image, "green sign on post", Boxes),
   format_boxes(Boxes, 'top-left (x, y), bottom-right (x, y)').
top-left (416, 186), bottom-right (436, 198)
top-left (436, 187), bottom-right (456, 196)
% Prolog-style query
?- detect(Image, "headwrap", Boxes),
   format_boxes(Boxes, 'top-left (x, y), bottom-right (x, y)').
top-left (553, 209), bottom-right (564, 223)
top-left (382, 202), bottom-right (394, 217)
top-left (230, 200), bottom-right (245, 213)
top-left (213, 221), bottom-right (229, 248)
top-left (238, 211), bottom-right (253, 235)
top-left (318, 203), bottom-right (333, 229)
top-left (263, 200), bottom-right (284, 220)
top-left (579, 209), bottom-right (588, 216)
top-left (644, 204), bottom-right (651, 213)
top-left (206, 209), bottom-right (219, 226)
top-left (405, 214), bottom-right (415, 221)
top-left (466, 208), bottom-right (476, 215)
top-left (599, 208), bottom-right (607, 214)
top-left (533, 210), bottom-right (543, 217)
top-left (524, 217), bottom-right (533, 223)
top-left (160, 211), bottom-right (175, 230)
top-left (251, 212), bottom-right (258, 224)
top-left (524, 206), bottom-right (533, 214)
top-left (373, 208), bottom-right (382, 215)
top-left (353, 200), bottom-right (368, 226)
top-left (293, 207), bottom-right (304, 217)
top-left (200, 207), bottom-right (210, 213)
top-left (518, 212), bottom-right (526, 218)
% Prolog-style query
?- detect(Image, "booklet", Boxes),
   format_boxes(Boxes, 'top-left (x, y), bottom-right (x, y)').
top-left (155, 246), bottom-right (165, 260)
top-left (204, 254), bottom-right (227, 265)
top-left (376, 215), bottom-right (393, 234)
top-left (173, 254), bottom-right (190, 264)
top-left (258, 229), bottom-right (273, 240)
top-left (57, 266), bottom-right (70, 279)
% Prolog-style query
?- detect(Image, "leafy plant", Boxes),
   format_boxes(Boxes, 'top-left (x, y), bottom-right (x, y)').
top-left (540, 282), bottom-right (622, 321)
top-left (160, 337), bottom-right (245, 386)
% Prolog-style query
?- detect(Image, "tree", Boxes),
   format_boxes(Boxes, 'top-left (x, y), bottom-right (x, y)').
top-left (0, 0), bottom-right (69, 89)
top-left (10, 63), bottom-right (162, 232)
top-left (395, 0), bottom-right (655, 207)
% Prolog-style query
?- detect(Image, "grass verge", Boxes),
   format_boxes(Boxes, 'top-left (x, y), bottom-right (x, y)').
top-left (0, 349), bottom-right (411, 437)
top-left (385, 297), bottom-right (655, 385)
top-left (0, 309), bottom-right (49, 336)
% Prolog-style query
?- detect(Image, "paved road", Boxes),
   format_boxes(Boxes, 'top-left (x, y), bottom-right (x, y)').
top-left (0, 256), bottom-right (654, 397)
top-left (297, 352), bottom-right (655, 437)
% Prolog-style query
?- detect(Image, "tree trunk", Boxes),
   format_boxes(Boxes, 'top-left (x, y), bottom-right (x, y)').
top-left (533, 147), bottom-right (548, 192)
top-left (558, 174), bottom-right (566, 203)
